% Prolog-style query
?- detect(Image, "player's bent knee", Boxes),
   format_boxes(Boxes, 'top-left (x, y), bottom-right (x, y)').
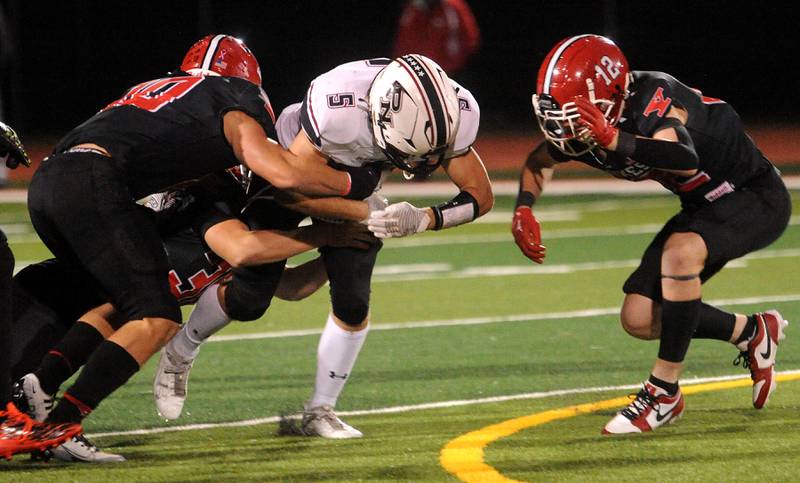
top-left (620, 294), bottom-right (658, 340)
top-left (620, 312), bottom-right (653, 340)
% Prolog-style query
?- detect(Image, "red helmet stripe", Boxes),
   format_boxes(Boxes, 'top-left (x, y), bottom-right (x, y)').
top-left (541, 34), bottom-right (593, 94)
top-left (201, 34), bottom-right (227, 72)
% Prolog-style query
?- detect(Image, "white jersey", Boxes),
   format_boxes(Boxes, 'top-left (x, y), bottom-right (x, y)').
top-left (276, 58), bottom-right (480, 168)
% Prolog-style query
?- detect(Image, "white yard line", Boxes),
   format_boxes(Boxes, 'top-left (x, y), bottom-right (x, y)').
top-left (89, 368), bottom-right (800, 440)
top-left (370, 247), bottom-right (799, 283)
top-left (207, 292), bottom-right (800, 342)
top-left (47, 291), bottom-right (800, 439)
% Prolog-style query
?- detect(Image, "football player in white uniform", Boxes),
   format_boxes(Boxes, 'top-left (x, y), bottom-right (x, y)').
top-left (154, 54), bottom-right (493, 438)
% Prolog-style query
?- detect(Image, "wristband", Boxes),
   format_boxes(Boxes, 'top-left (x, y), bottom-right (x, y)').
top-left (430, 190), bottom-right (479, 230)
top-left (515, 190), bottom-right (536, 208)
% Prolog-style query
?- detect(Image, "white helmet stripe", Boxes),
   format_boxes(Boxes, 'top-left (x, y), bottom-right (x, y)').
top-left (542, 34), bottom-right (593, 94)
top-left (201, 34), bottom-right (227, 71)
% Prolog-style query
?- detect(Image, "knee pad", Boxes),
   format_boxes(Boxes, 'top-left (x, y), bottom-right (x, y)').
top-left (322, 242), bottom-right (382, 326)
top-left (331, 300), bottom-right (369, 326)
top-left (224, 262), bottom-right (284, 321)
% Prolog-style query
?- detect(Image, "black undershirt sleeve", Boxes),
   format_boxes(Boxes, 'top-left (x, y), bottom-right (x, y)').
top-left (615, 119), bottom-right (698, 170)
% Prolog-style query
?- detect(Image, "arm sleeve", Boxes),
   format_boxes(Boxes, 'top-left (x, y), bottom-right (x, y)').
top-left (616, 118), bottom-right (698, 170)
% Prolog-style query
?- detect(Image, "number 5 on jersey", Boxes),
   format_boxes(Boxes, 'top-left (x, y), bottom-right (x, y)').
top-left (104, 77), bottom-right (204, 112)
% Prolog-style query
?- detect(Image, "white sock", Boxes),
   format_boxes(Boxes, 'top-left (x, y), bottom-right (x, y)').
top-left (306, 313), bottom-right (368, 410)
top-left (168, 284), bottom-right (231, 360)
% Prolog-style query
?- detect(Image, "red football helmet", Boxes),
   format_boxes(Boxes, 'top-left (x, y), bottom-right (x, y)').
top-left (180, 34), bottom-right (262, 86)
top-left (532, 34), bottom-right (630, 156)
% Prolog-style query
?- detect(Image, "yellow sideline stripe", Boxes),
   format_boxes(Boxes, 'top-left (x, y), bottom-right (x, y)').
top-left (440, 373), bottom-right (800, 483)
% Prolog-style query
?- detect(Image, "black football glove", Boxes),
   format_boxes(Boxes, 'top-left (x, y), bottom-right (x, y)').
top-left (0, 121), bottom-right (31, 169)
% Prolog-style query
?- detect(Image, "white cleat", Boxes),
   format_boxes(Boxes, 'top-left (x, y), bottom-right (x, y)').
top-left (51, 434), bottom-right (126, 463)
top-left (301, 406), bottom-right (363, 439)
top-left (13, 373), bottom-right (55, 421)
top-left (153, 347), bottom-right (194, 420)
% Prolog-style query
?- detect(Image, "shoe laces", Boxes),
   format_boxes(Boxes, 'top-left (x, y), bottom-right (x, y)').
top-left (69, 434), bottom-right (98, 453)
top-left (620, 386), bottom-right (659, 420)
top-left (305, 406), bottom-right (345, 431)
top-left (733, 351), bottom-right (751, 369)
top-left (162, 353), bottom-right (191, 395)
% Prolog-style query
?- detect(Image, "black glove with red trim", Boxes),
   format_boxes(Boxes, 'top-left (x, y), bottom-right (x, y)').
top-left (0, 121), bottom-right (31, 169)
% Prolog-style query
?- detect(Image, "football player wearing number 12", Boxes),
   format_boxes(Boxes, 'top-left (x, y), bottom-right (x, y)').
top-left (24, 34), bottom-right (378, 441)
top-left (513, 35), bottom-right (791, 434)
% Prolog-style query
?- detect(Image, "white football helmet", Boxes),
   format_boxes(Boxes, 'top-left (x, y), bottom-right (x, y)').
top-left (368, 54), bottom-right (460, 176)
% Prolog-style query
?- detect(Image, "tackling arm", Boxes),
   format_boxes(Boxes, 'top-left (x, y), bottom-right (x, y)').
top-left (269, 132), bottom-right (378, 222)
top-left (202, 218), bottom-right (375, 268)
top-left (223, 111), bottom-right (377, 199)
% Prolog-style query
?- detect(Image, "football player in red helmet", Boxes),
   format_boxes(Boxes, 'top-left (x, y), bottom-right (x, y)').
top-left (513, 34), bottom-right (791, 434)
top-left (24, 32), bottom-right (379, 458)
top-left (532, 34), bottom-right (630, 158)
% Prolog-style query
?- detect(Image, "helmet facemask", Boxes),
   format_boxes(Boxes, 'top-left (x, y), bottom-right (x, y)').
top-left (533, 77), bottom-right (626, 157)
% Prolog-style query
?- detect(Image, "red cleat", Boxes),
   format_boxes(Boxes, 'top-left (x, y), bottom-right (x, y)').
top-left (735, 310), bottom-right (789, 409)
top-left (602, 381), bottom-right (685, 434)
top-left (0, 402), bottom-right (82, 461)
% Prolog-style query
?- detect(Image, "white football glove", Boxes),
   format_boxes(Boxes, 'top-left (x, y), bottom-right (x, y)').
top-left (360, 192), bottom-right (389, 225)
top-left (367, 201), bottom-right (431, 238)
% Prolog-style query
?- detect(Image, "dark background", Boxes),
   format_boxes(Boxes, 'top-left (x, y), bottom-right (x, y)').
top-left (1, 0), bottom-right (798, 137)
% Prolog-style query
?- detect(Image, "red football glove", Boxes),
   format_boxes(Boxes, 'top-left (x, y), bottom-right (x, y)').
top-left (512, 206), bottom-right (546, 264)
top-left (574, 96), bottom-right (617, 148)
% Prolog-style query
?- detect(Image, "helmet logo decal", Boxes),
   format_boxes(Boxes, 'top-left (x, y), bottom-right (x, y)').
top-left (377, 81), bottom-right (404, 127)
top-left (201, 34), bottom-right (227, 72)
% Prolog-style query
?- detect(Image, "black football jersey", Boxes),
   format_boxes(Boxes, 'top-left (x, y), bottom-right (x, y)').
top-left (55, 75), bottom-right (275, 199)
top-left (549, 71), bottom-right (773, 206)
